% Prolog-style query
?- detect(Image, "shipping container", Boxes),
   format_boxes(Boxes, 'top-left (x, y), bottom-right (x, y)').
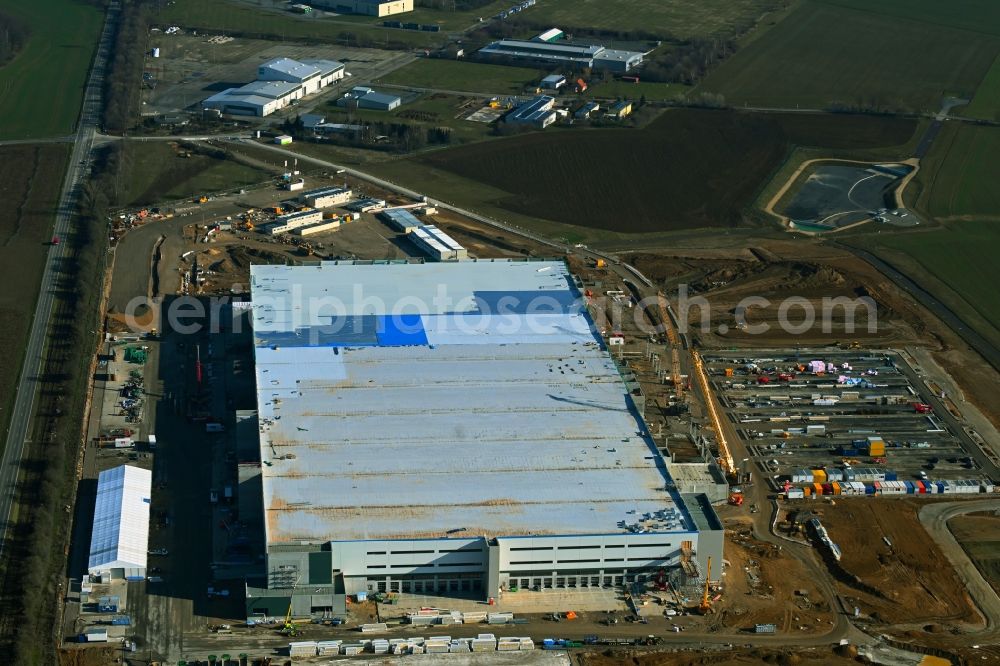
top-left (831, 482), bottom-right (841, 495)
top-left (827, 468), bottom-right (844, 482)
top-left (822, 483), bottom-right (834, 495)
top-left (812, 469), bottom-right (828, 483)
top-left (884, 471), bottom-right (898, 481)
top-left (865, 484), bottom-right (876, 495)
top-left (813, 482), bottom-right (824, 496)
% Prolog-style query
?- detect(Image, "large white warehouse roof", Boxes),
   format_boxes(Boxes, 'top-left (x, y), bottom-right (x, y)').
top-left (250, 261), bottom-right (685, 545)
top-left (87, 465), bottom-right (152, 575)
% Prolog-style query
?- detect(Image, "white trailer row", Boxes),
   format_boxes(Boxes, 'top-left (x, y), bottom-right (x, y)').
top-left (290, 634), bottom-right (534, 657)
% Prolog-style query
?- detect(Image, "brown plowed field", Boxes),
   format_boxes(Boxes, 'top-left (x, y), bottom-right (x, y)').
top-left (418, 110), bottom-right (917, 233)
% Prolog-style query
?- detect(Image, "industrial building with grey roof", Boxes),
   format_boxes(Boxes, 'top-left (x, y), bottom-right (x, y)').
top-left (248, 260), bottom-right (721, 608)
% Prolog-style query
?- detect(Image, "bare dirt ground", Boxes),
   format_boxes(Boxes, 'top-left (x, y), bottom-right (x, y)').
top-left (622, 239), bottom-right (1000, 431)
top-left (812, 499), bottom-right (979, 629)
top-left (711, 513), bottom-right (836, 635)
top-left (57, 646), bottom-right (118, 666)
top-left (576, 645), bottom-right (860, 666)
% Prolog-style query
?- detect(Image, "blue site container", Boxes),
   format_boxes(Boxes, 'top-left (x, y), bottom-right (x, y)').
top-left (111, 615), bottom-right (131, 626)
top-left (865, 484), bottom-right (875, 495)
top-left (904, 481), bottom-right (915, 494)
top-left (885, 471), bottom-right (898, 481)
top-left (936, 482), bottom-right (945, 493)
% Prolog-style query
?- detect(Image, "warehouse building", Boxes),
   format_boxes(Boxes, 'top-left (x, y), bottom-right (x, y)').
top-left (506, 95), bottom-right (557, 128)
top-left (380, 207), bottom-right (425, 233)
top-left (258, 57), bottom-right (346, 95)
top-left (203, 57), bottom-right (345, 117)
top-left (301, 186), bottom-right (353, 208)
top-left (311, 0), bottom-right (413, 17)
top-left (336, 86), bottom-right (402, 111)
top-left (479, 39), bottom-right (644, 72)
top-left (408, 225), bottom-right (467, 261)
top-left (267, 209), bottom-right (324, 235)
top-left (247, 261), bottom-right (723, 608)
top-left (87, 465), bottom-right (152, 580)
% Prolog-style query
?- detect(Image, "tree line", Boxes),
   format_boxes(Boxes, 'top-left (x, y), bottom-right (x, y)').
top-left (103, 0), bottom-right (154, 134)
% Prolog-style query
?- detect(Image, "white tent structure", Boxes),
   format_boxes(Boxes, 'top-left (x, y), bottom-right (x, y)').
top-left (87, 465), bottom-right (152, 579)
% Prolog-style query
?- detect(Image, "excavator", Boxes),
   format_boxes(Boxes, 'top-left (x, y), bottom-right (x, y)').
top-left (698, 556), bottom-right (714, 614)
top-left (728, 489), bottom-right (744, 506)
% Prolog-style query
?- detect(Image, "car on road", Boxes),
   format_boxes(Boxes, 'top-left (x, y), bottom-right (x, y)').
top-left (147, 576), bottom-right (164, 583)
top-left (148, 548), bottom-right (168, 556)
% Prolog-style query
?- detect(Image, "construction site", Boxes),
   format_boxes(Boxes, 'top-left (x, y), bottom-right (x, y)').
top-left (52, 148), bottom-right (1000, 666)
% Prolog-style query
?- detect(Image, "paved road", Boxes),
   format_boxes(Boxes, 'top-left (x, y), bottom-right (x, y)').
top-left (0, 1), bottom-right (119, 555)
top-left (919, 499), bottom-right (1000, 636)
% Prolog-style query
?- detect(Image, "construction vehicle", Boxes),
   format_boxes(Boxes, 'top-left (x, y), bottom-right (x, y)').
top-left (279, 599), bottom-right (299, 637)
top-left (594, 258), bottom-right (606, 269)
top-left (698, 557), bottom-right (714, 614)
top-left (912, 402), bottom-right (932, 414)
top-left (728, 490), bottom-right (744, 506)
top-left (197, 196), bottom-right (208, 204)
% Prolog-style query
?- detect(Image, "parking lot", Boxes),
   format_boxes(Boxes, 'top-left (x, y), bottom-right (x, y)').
top-left (702, 349), bottom-right (988, 489)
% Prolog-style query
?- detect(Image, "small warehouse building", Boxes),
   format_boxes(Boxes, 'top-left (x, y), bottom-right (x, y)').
top-left (380, 207), bottom-right (425, 233)
top-left (408, 224), bottom-right (467, 261)
top-left (268, 209), bottom-right (324, 235)
top-left (336, 86), bottom-right (402, 111)
top-left (311, 0), bottom-right (413, 16)
top-left (534, 28), bottom-right (563, 43)
top-left (87, 465), bottom-right (152, 580)
top-left (607, 100), bottom-right (633, 119)
top-left (575, 101), bottom-right (600, 118)
top-left (479, 39), bottom-right (644, 72)
top-left (540, 74), bottom-right (566, 89)
top-left (301, 186), bottom-right (353, 208)
top-left (203, 57), bottom-right (345, 117)
top-left (506, 95), bottom-right (557, 128)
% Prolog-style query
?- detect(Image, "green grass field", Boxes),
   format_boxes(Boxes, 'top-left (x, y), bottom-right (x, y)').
top-left (118, 142), bottom-right (274, 206)
top-left (322, 91), bottom-right (495, 145)
top-left (697, 1), bottom-right (1000, 112)
top-left (908, 124), bottom-right (1000, 220)
top-left (0, 0), bottom-right (103, 139)
top-left (379, 59), bottom-right (544, 95)
top-left (517, 0), bottom-right (783, 39)
top-left (818, 0), bottom-right (1000, 36)
top-left (963, 54), bottom-right (1000, 121)
top-left (864, 223), bottom-right (1000, 343)
top-left (158, 0), bottom-right (443, 47)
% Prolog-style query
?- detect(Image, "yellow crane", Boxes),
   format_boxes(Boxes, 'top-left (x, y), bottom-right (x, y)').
top-left (656, 292), bottom-right (683, 399)
top-left (699, 556), bottom-right (714, 614)
top-left (691, 350), bottom-right (736, 476)
top-left (279, 575), bottom-right (301, 636)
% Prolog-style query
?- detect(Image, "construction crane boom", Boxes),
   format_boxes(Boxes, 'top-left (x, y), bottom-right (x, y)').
top-left (699, 556), bottom-right (713, 614)
top-left (656, 292), bottom-right (683, 398)
top-left (691, 350), bottom-right (736, 475)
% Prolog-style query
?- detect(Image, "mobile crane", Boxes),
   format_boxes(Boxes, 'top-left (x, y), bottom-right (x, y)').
top-left (699, 556), bottom-right (714, 615)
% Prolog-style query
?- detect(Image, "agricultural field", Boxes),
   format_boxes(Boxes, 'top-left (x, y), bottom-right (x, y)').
top-left (818, 0), bottom-right (1000, 35)
top-left (116, 142), bottom-right (274, 207)
top-left (949, 512), bottom-right (1000, 596)
top-left (378, 59), bottom-right (544, 95)
top-left (158, 0), bottom-right (443, 48)
top-left (907, 124), bottom-right (1000, 221)
top-left (409, 109), bottom-right (916, 235)
top-left (0, 0), bottom-right (103, 139)
top-left (517, 0), bottom-right (785, 39)
top-left (0, 144), bottom-right (70, 449)
top-left (962, 54), bottom-right (1000, 121)
top-left (860, 222), bottom-right (1000, 342)
top-left (697, 1), bottom-right (1000, 112)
